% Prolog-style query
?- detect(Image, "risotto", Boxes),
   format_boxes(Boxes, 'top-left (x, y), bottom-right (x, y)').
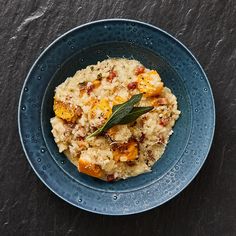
top-left (50, 58), bottom-right (180, 181)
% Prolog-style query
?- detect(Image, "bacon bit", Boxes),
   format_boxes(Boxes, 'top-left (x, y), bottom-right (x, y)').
top-left (75, 106), bottom-right (82, 116)
top-left (147, 150), bottom-right (155, 162)
top-left (126, 161), bottom-right (136, 167)
top-left (79, 83), bottom-right (87, 97)
top-left (86, 83), bottom-right (94, 95)
top-left (139, 132), bottom-right (145, 143)
top-left (107, 174), bottom-right (115, 182)
top-left (76, 136), bottom-right (84, 141)
top-left (139, 116), bottom-right (147, 126)
top-left (107, 70), bottom-right (117, 82)
top-left (155, 97), bottom-right (168, 105)
top-left (127, 81), bottom-right (138, 90)
top-left (111, 143), bottom-right (118, 151)
top-left (160, 118), bottom-right (169, 126)
top-left (134, 66), bottom-right (145, 75)
top-left (157, 135), bottom-right (165, 145)
top-left (65, 122), bottom-right (76, 128)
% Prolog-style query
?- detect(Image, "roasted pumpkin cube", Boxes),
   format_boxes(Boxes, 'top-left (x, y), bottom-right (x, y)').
top-left (112, 140), bottom-right (138, 162)
top-left (53, 100), bottom-right (81, 123)
top-left (137, 70), bottom-right (163, 97)
top-left (78, 158), bottom-right (103, 178)
top-left (90, 98), bottom-right (112, 120)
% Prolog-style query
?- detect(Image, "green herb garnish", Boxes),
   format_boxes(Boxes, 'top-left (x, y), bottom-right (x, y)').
top-left (79, 81), bottom-right (87, 86)
top-left (86, 93), bottom-right (153, 139)
top-left (97, 73), bottom-right (102, 80)
top-left (118, 106), bottom-right (153, 124)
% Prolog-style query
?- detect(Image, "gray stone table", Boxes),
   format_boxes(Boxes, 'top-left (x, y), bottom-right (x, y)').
top-left (0, 0), bottom-right (236, 235)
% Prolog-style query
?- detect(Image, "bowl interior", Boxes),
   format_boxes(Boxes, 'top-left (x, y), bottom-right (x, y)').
top-left (41, 41), bottom-right (191, 192)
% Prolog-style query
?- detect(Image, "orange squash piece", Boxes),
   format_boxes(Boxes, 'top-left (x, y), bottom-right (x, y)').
top-left (137, 70), bottom-right (163, 97)
top-left (92, 79), bottom-right (101, 89)
top-left (78, 158), bottom-right (103, 178)
top-left (90, 98), bottom-right (112, 120)
top-left (112, 140), bottom-right (138, 162)
top-left (53, 100), bottom-right (81, 123)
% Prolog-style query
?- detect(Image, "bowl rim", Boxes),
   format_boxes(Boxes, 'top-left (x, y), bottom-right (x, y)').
top-left (18, 18), bottom-right (215, 215)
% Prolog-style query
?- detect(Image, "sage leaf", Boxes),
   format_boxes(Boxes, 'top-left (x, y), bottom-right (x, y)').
top-left (112, 93), bottom-right (142, 112)
top-left (118, 106), bottom-right (154, 125)
top-left (86, 93), bottom-right (152, 139)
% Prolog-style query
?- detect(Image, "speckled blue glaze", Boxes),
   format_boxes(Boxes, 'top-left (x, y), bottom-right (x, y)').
top-left (18, 19), bottom-right (215, 215)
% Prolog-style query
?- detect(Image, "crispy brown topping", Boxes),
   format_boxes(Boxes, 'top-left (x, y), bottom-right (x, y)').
top-left (107, 70), bottom-right (117, 82)
top-left (139, 132), bottom-right (146, 143)
top-left (147, 150), bottom-right (155, 162)
top-left (157, 135), bottom-right (165, 144)
top-left (66, 122), bottom-right (76, 128)
top-left (87, 83), bottom-right (94, 95)
top-left (107, 174), bottom-right (115, 182)
top-left (160, 117), bottom-right (169, 126)
top-left (77, 136), bottom-right (84, 141)
top-left (126, 161), bottom-right (136, 167)
top-left (156, 97), bottom-right (168, 105)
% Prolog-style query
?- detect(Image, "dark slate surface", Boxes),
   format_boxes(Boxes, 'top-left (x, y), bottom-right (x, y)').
top-left (0, 0), bottom-right (236, 235)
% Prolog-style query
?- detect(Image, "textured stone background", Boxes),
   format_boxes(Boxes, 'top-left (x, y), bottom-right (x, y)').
top-left (1, 0), bottom-right (236, 235)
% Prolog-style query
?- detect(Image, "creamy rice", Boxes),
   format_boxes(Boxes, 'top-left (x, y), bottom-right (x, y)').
top-left (50, 58), bottom-right (180, 181)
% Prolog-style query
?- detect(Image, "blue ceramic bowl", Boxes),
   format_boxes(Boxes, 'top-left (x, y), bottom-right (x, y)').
top-left (18, 19), bottom-right (215, 215)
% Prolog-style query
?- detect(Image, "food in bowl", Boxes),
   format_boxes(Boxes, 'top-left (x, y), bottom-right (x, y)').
top-left (50, 58), bottom-right (180, 181)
